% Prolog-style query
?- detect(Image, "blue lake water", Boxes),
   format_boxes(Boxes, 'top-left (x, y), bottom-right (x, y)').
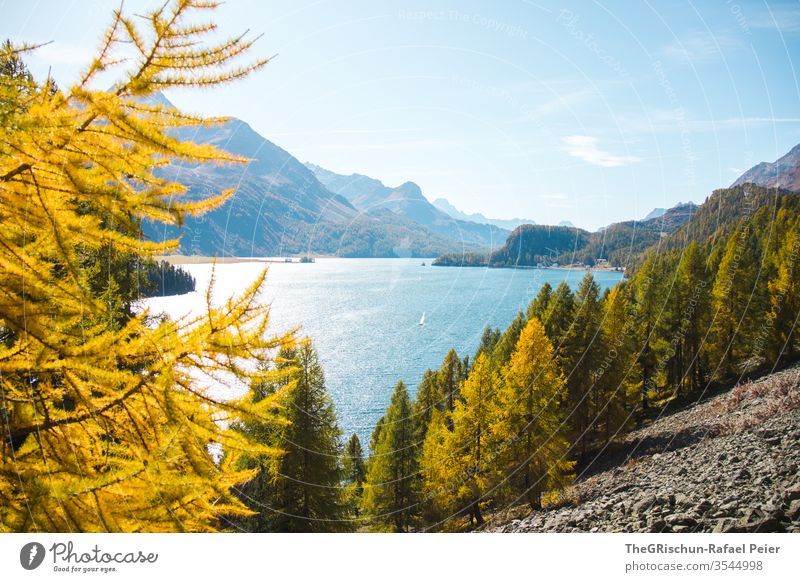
top-left (144, 258), bottom-right (623, 445)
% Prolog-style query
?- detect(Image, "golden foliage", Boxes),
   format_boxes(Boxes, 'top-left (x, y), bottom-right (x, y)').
top-left (0, 1), bottom-right (292, 532)
top-left (495, 316), bottom-right (574, 510)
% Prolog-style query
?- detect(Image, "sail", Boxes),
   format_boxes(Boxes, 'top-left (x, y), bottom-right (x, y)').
top-left (419, 312), bottom-right (425, 326)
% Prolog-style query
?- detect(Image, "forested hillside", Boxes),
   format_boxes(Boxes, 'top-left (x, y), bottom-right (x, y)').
top-left (433, 202), bottom-right (695, 268)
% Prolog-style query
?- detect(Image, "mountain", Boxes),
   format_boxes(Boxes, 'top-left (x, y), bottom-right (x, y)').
top-left (304, 164), bottom-right (391, 210)
top-left (655, 184), bottom-right (797, 259)
top-left (644, 207), bottom-right (666, 220)
top-left (733, 144), bottom-right (800, 192)
top-left (143, 97), bottom-right (494, 257)
top-left (434, 201), bottom-right (696, 268)
top-left (571, 202), bottom-right (696, 265)
top-left (306, 164), bottom-right (508, 248)
top-left (431, 198), bottom-right (536, 230)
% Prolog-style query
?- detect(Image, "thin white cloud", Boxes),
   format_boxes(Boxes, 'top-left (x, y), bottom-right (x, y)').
top-left (295, 138), bottom-right (475, 154)
top-left (561, 135), bottom-right (639, 167)
top-left (659, 32), bottom-right (740, 63)
top-left (750, 7), bottom-right (800, 33)
top-left (268, 128), bottom-right (424, 138)
top-left (617, 108), bottom-right (800, 134)
top-left (514, 88), bottom-right (597, 123)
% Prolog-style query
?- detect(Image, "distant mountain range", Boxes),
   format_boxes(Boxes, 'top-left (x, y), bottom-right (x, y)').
top-left (144, 97), bottom-right (501, 257)
top-left (306, 164), bottom-right (507, 248)
top-left (732, 144), bottom-right (800, 192)
top-left (143, 92), bottom-right (799, 260)
top-left (430, 198), bottom-right (536, 230)
top-left (435, 142), bottom-right (800, 269)
top-left (644, 207), bottom-right (666, 220)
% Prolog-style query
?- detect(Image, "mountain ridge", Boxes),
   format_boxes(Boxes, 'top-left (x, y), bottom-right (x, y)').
top-left (431, 197), bottom-right (537, 230)
top-left (142, 94), bottom-right (497, 257)
top-left (306, 163), bottom-right (508, 249)
top-left (733, 144), bottom-right (800, 192)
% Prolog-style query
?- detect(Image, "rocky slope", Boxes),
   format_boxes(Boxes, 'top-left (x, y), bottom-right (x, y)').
top-left (493, 364), bottom-right (800, 533)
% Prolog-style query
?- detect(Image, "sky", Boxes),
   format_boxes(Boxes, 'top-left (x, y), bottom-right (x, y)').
top-left (2, 0), bottom-right (799, 230)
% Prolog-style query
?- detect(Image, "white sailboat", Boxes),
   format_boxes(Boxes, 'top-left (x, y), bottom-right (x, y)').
top-left (419, 312), bottom-right (426, 327)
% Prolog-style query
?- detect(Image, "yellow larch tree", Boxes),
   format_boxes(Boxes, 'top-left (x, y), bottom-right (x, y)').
top-left (495, 316), bottom-right (573, 510)
top-left (0, 0), bottom-right (295, 532)
top-left (441, 352), bottom-right (501, 526)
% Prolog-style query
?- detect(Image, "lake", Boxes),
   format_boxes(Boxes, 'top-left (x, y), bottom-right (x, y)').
top-left (144, 258), bottom-right (623, 445)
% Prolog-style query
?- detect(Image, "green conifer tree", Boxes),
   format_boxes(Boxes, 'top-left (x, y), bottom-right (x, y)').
top-left (438, 348), bottom-right (465, 412)
top-left (527, 281), bottom-right (553, 321)
top-left (342, 433), bottom-right (367, 519)
top-left (542, 281), bottom-right (575, 355)
top-left (633, 256), bottom-right (668, 407)
top-left (234, 342), bottom-right (350, 532)
top-left (362, 381), bottom-right (419, 531)
top-left (595, 285), bottom-right (640, 442)
top-left (413, 369), bottom-right (440, 441)
top-left (767, 213), bottom-right (800, 361)
top-left (709, 226), bottom-right (761, 378)
top-left (560, 273), bottom-right (605, 454)
top-left (490, 310), bottom-right (527, 367)
top-left (343, 433), bottom-right (366, 488)
top-left (474, 325), bottom-right (502, 362)
top-left (674, 242), bottom-right (711, 394)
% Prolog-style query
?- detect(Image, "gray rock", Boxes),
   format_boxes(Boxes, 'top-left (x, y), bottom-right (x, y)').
top-left (747, 516), bottom-right (783, 533)
top-left (633, 496), bottom-right (656, 514)
top-left (712, 518), bottom-right (738, 533)
top-left (787, 500), bottom-right (800, 521)
top-left (695, 500), bottom-right (713, 514)
top-left (785, 484), bottom-right (800, 502)
top-left (665, 513), bottom-right (697, 527)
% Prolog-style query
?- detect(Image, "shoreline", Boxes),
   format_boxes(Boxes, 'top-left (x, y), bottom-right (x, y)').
top-left (155, 255), bottom-right (623, 272)
top-left (155, 255), bottom-right (438, 265)
top-left (432, 262), bottom-right (623, 272)
top-left (155, 255), bottom-right (275, 265)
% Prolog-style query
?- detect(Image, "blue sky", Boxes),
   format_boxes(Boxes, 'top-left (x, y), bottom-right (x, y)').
top-left (3, 0), bottom-right (799, 230)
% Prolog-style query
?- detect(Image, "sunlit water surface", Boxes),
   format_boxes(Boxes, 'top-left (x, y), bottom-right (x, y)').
top-left (144, 258), bottom-right (623, 444)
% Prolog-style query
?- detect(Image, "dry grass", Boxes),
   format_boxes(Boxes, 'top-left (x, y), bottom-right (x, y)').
top-left (712, 371), bottom-right (800, 435)
top-left (622, 455), bottom-right (644, 470)
top-left (542, 486), bottom-right (582, 510)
